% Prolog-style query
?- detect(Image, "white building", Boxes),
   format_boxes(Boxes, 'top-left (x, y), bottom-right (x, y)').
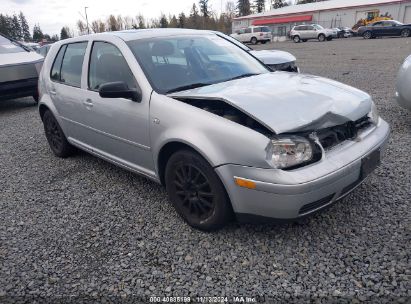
top-left (233, 0), bottom-right (411, 37)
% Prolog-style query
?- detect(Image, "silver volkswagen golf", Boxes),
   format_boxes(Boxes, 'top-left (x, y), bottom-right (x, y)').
top-left (38, 29), bottom-right (390, 231)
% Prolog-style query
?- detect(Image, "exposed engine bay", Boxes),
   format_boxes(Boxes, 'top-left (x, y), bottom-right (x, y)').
top-left (174, 98), bottom-right (273, 136)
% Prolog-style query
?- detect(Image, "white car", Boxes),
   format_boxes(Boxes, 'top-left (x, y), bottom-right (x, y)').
top-left (396, 54), bottom-right (411, 111)
top-left (221, 32), bottom-right (299, 72)
top-left (290, 24), bottom-right (337, 43)
top-left (230, 26), bottom-right (272, 45)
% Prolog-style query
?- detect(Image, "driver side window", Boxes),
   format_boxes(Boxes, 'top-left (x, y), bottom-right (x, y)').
top-left (88, 41), bottom-right (136, 91)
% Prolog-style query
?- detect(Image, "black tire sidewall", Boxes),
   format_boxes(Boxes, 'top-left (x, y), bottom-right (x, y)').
top-left (43, 110), bottom-right (73, 158)
top-left (401, 29), bottom-right (410, 37)
top-left (165, 150), bottom-right (232, 231)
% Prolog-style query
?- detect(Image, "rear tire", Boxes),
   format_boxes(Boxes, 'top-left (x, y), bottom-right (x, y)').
top-left (165, 150), bottom-right (233, 231)
top-left (293, 35), bottom-right (301, 43)
top-left (250, 37), bottom-right (258, 45)
top-left (43, 110), bottom-right (75, 158)
top-left (318, 34), bottom-right (326, 42)
top-left (401, 29), bottom-right (410, 38)
top-left (363, 31), bottom-right (372, 39)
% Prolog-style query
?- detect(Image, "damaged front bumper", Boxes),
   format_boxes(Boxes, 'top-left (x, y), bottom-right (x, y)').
top-left (215, 118), bottom-right (390, 222)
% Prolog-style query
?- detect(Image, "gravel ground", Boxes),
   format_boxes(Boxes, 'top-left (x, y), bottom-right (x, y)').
top-left (0, 37), bottom-right (410, 303)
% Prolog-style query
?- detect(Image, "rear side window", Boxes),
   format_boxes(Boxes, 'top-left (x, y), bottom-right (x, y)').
top-left (245, 28), bottom-right (252, 34)
top-left (261, 27), bottom-right (270, 32)
top-left (88, 41), bottom-right (136, 91)
top-left (50, 45), bottom-right (67, 81)
top-left (254, 27), bottom-right (261, 33)
top-left (60, 42), bottom-right (88, 87)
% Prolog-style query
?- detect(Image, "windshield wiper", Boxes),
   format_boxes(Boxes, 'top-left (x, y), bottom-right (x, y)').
top-left (227, 73), bottom-right (260, 81)
top-left (166, 83), bottom-right (211, 94)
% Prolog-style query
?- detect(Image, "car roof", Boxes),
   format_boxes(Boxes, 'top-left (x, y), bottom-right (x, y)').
top-left (58, 28), bottom-right (216, 43)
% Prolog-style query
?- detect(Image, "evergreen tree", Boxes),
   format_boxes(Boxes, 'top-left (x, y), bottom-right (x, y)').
top-left (189, 3), bottom-right (200, 28)
top-left (12, 14), bottom-right (22, 40)
top-left (160, 14), bottom-right (168, 28)
top-left (178, 12), bottom-right (187, 28)
top-left (51, 34), bottom-right (59, 41)
top-left (169, 15), bottom-right (178, 28)
top-left (60, 26), bottom-right (70, 39)
top-left (199, 0), bottom-right (209, 18)
top-left (254, 0), bottom-right (265, 13)
top-left (32, 24), bottom-right (43, 41)
top-left (272, 0), bottom-right (287, 8)
top-left (237, 0), bottom-right (251, 17)
top-left (19, 12), bottom-right (31, 41)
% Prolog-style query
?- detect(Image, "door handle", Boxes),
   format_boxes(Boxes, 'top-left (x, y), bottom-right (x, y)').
top-left (50, 90), bottom-right (57, 95)
top-left (83, 99), bottom-right (93, 108)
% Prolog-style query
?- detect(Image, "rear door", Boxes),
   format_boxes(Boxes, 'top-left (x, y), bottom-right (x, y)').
top-left (305, 26), bottom-right (317, 39)
top-left (49, 41), bottom-right (88, 138)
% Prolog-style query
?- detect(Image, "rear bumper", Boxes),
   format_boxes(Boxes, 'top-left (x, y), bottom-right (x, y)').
top-left (0, 78), bottom-right (38, 101)
top-left (215, 119), bottom-right (390, 221)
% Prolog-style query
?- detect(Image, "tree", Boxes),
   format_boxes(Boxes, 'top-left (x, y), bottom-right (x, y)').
top-left (254, 0), bottom-right (265, 13)
top-left (272, 0), bottom-right (288, 8)
top-left (237, 0), bottom-right (251, 17)
top-left (199, 0), bottom-right (209, 18)
top-left (60, 26), bottom-right (71, 39)
top-left (32, 24), bottom-right (43, 41)
top-left (19, 12), bottom-right (31, 41)
top-left (178, 13), bottom-right (187, 28)
top-left (189, 3), bottom-right (200, 28)
top-left (77, 20), bottom-right (87, 35)
top-left (107, 15), bottom-right (119, 31)
top-left (159, 14), bottom-right (168, 28)
top-left (51, 34), bottom-right (59, 42)
top-left (137, 14), bottom-right (146, 29)
top-left (169, 15), bottom-right (178, 28)
top-left (12, 14), bottom-right (22, 40)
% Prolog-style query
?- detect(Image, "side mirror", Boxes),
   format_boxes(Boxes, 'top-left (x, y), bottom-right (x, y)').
top-left (99, 81), bottom-right (142, 102)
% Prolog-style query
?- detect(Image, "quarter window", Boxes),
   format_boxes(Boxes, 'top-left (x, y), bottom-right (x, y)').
top-left (59, 42), bottom-right (88, 87)
top-left (88, 41), bottom-right (136, 91)
top-left (50, 45), bottom-right (67, 81)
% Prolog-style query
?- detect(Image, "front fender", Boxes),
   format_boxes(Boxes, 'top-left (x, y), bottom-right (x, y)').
top-left (149, 93), bottom-right (272, 174)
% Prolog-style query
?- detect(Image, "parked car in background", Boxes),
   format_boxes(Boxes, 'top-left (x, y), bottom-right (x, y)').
top-left (38, 29), bottom-right (389, 231)
top-left (36, 44), bottom-right (53, 57)
top-left (220, 32), bottom-right (299, 72)
top-left (334, 27), bottom-right (354, 38)
top-left (396, 54), bottom-right (411, 111)
top-left (0, 34), bottom-right (43, 102)
top-left (21, 42), bottom-right (40, 51)
top-left (230, 26), bottom-right (272, 45)
top-left (290, 24), bottom-right (337, 43)
top-left (358, 20), bottom-right (411, 39)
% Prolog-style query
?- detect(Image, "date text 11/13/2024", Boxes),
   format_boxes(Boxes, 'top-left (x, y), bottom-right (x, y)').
top-left (149, 296), bottom-right (262, 303)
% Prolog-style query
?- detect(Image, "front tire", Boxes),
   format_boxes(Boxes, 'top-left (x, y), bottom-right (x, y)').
top-left (250, 37), bottom-right (258, 45)
top-left (43, 110), bottom-right (75, 158)
top-left (401, 29), bottom-right (410, 38)
top-left (293, 35), bottom-right (301, 43)
top-left (318, 34), bottom-right (326, 42)
top-left (363, 31), bottom-right (372, 39)
top-left (165, 150), bottom-right (232, 231)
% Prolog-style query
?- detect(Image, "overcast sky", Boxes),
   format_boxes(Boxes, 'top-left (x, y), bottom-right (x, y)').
top-left (3, 0), bottom-right (295, 36)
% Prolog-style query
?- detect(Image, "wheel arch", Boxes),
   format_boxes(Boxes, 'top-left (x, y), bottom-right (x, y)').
top-left (156, 140), bottom-right (214, 186)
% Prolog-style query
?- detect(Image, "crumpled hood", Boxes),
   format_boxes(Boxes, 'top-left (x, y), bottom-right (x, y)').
top-left (250, 50), bottom-right (296, 65)
top-left (170, 73), bottom-right (372, 134)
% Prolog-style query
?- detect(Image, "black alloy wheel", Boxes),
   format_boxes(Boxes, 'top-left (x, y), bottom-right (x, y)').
top-left (363, 31), bottom-right (372, 39)
top-left (165, 150), bottom-right (232, 231)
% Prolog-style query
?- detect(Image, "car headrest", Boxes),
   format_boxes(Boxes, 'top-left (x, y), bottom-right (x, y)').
top-left (151, 41), bottom-right (174, 57)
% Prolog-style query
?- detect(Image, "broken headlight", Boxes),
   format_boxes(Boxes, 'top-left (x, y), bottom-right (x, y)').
top-left (267, 136), bottom-right (313, 169)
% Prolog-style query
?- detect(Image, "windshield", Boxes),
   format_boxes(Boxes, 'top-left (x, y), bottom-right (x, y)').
top-left (392, 20), bottom-right (403, 25)
top-left (0, 35), bottom-right (27, 54)
top-left (127, 34), bottom-right (268, 94)
top-left (313, 24), bottom-right (324, 30)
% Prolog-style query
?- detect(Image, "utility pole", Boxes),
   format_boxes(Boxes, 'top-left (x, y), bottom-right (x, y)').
top-left (85, 6), bottom-right (90, 34)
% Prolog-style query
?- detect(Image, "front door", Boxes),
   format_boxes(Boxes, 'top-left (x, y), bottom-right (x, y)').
top-left (80, 41), bottom-right (154, 176)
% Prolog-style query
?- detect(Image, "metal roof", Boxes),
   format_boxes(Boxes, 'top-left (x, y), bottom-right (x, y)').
top-left (234, 0), bottom-right (408, 20)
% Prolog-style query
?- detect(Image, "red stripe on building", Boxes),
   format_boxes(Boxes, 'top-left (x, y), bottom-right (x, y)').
top-left (252, 15), bottom-right (313, 25)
